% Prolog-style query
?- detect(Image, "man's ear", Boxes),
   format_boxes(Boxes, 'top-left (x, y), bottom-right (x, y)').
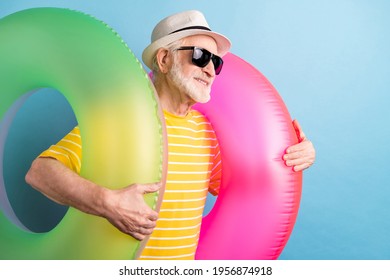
top-left (155, 48), bottom-right (171, 74)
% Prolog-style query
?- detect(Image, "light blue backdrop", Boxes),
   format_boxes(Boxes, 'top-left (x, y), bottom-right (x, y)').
top-left (1, 0), bottom-right (389, 260)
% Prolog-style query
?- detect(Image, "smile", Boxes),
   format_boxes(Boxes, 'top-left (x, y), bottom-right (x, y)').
top-left (194, 78), bottom-right (209, 86)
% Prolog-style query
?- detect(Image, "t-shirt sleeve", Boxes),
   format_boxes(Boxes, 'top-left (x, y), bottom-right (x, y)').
top-left (39, 126), bottom-right (82, 174)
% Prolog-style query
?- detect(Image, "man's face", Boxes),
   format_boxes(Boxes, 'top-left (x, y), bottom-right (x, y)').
top-left (168, 35), bottom-right (219, 103)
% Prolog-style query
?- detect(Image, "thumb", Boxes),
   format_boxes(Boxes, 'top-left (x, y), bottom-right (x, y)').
top-left (292, 119), bottom-right (306, 142)
top-left (140, 182), bottom-right (162, 194)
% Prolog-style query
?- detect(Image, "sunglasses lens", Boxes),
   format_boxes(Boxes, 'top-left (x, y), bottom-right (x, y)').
top-left (192, 48), bottom-right (211, 68)
top-left (185, 47), bottom-right (224, 75)
top-left (213, 57), bottom-right (223, 75)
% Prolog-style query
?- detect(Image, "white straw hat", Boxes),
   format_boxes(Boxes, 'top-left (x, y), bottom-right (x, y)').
top-left (142, 10), bottom-right (231, 70)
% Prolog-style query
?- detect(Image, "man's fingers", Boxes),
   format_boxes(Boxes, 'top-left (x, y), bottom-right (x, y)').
top-left (292, 163), bottom-right (310, 172)
top-left (284, 147), bottom-right (305, 159)
top-left (140, 217), bottom-right (157, 229)
top-left (139, 203), bottom-right (159, 222)
top-left (284, 149), bottom-right (308, 161)
top-left (138, 226), bottom-right (154, 235)
top-left (147, 211), bottom-right (159, 221)
top-left (119, 218), bottom-right (156, 240)
top-left (137, 182), bottom-right (162, 194)
top-left (131, 222), bottom-right (156, 240)
top-left (285, 140), bottom-right (312, 155)
top-left (284, 153), bottom-right (315, 171)
top-left (285, 156), bottom-right (305, 167)
top-left (131, 232), bottom-right (146, 241)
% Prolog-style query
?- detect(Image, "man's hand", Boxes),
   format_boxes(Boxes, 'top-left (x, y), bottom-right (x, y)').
top-left (283, 120), bottom-right (316, 172)
top-left (102, 182), bottom-right (161, 241)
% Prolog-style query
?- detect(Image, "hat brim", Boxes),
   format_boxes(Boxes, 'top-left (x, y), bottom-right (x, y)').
top-left (142, 29), bottom-right (231, 70)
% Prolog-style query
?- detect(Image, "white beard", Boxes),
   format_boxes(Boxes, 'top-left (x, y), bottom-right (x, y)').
top-left (168, 58), bottom-right (211, 104)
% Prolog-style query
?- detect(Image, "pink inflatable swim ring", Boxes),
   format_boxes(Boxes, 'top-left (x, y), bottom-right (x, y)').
top-left (194, 53), bottom-right (302, 259)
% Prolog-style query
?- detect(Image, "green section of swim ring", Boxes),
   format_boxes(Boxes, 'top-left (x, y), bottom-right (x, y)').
top-left (0, 7), bottom-right (166, 259)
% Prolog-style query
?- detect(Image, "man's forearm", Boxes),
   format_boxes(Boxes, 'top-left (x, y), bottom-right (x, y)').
top-left (25, 157), bottom-right (107, 217)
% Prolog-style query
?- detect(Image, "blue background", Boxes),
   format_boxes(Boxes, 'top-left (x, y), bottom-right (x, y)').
top-left (1, 0), bottom-right (389, 259)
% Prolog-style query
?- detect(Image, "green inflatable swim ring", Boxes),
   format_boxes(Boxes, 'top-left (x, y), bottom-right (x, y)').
top-left (0, 8), bottom-right (167, 259)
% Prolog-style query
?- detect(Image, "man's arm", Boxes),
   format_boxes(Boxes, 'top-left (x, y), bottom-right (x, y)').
top-left (25, 157), bottom-right (160, 240)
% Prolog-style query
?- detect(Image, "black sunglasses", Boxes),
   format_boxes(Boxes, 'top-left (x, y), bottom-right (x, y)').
top-left (175, 46), bottom-right (224, 75)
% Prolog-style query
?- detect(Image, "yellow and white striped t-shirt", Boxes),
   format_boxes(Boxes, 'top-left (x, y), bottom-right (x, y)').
top-left (40, 109), bottom-right (221, 260)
